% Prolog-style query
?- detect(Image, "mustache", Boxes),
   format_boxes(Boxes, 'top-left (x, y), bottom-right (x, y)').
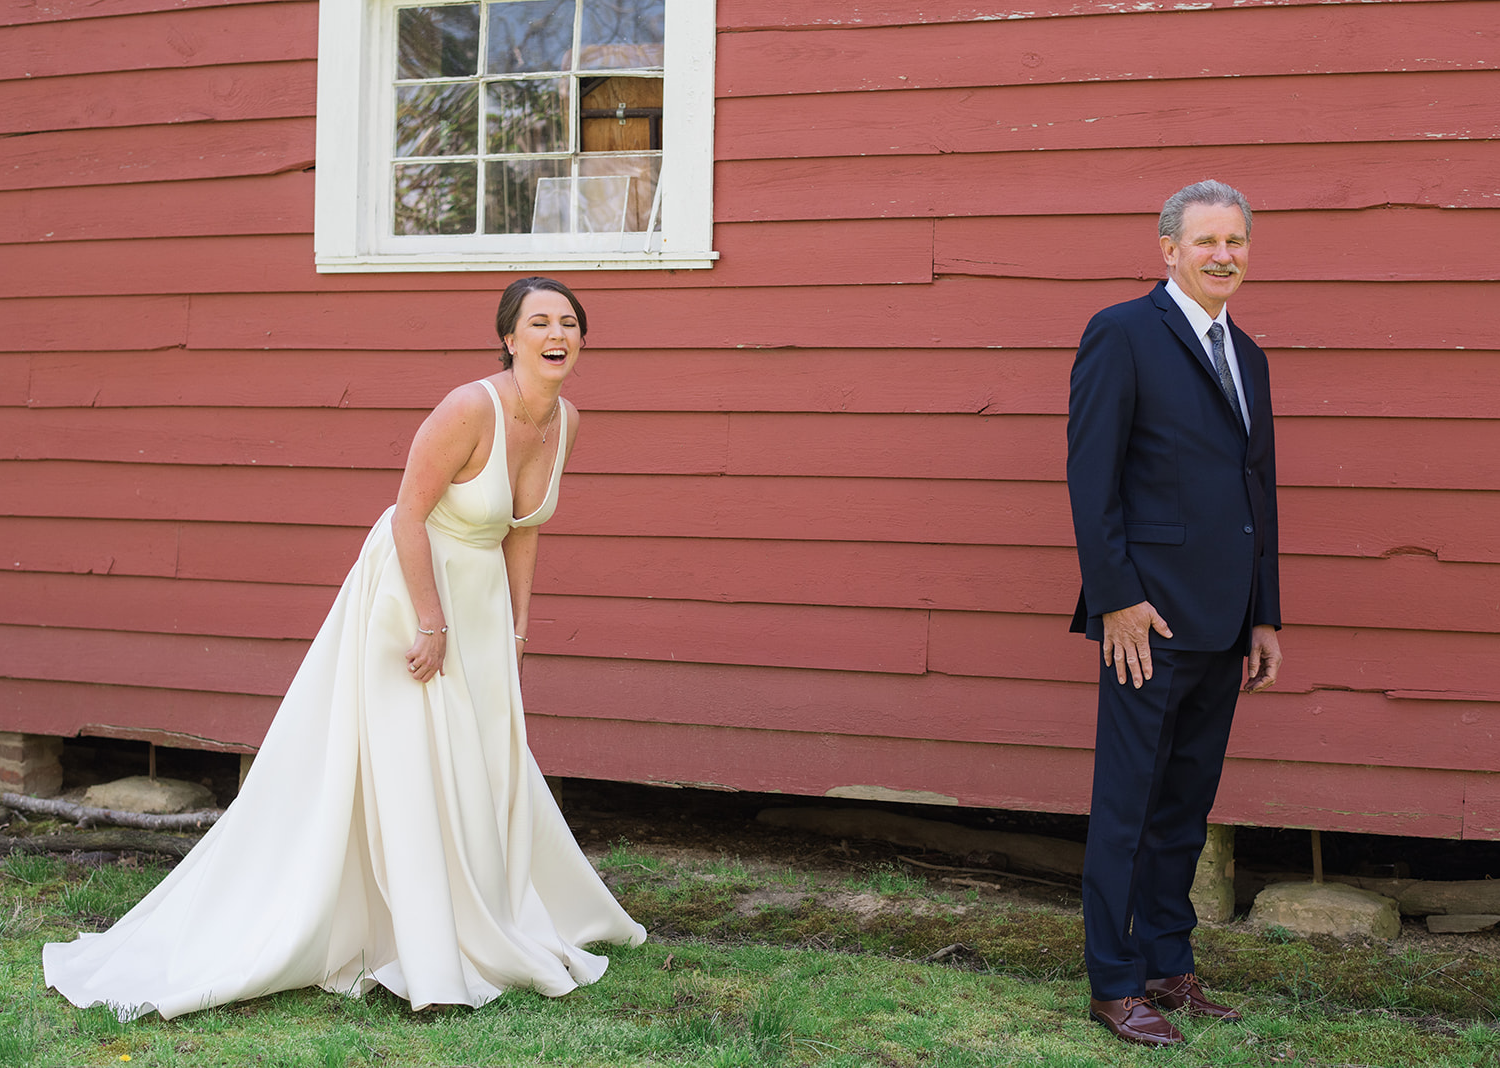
top-left (1202, 264), bottom-right (1241, 275)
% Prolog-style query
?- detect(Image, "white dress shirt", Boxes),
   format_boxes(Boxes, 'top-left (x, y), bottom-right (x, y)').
top-left (1165, 277), bottom-right (1250, 432)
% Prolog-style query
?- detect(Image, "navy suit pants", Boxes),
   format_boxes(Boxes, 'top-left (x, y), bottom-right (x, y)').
top-left (1082, 644), bottom-right (1242, 999)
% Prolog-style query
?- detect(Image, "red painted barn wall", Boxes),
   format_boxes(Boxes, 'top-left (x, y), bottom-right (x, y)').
top-left (2, 0), bottom-right (1497, 838)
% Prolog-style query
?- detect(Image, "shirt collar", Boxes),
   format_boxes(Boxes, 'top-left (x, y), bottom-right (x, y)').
top-left (1164, 277), bottom-right (1230, 342)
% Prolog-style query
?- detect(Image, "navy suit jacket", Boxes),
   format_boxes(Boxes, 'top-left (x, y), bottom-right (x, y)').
top-left (1067, 281), bottom-right (1280, 652)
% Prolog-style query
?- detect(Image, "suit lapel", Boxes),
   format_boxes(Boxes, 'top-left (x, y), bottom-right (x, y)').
top-left (1151, 283), bottom-right (1248, 436)
top-left (1151, 282), bottom-right (1222, 390)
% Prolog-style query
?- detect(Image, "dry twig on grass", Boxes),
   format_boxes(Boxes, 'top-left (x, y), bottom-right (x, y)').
top-left (0, 792), bottom-right (222, 832)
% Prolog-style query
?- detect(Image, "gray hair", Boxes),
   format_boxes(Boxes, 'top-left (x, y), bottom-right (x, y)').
top-left (1159, 179), bottom-right (1253, 241)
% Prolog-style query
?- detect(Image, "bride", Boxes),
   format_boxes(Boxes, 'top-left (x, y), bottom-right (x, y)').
top-left (44, 277), bottom-right (646, 1021)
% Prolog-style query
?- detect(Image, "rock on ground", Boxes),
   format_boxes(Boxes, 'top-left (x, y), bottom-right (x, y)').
top-left (1250, 880), bottom-right (1401, 940)
top-left (83, 776), bottom-right (216, 815)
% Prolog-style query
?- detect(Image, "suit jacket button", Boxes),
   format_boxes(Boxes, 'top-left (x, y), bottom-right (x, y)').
top-left (1243, 525), bottom-right (1254, 534)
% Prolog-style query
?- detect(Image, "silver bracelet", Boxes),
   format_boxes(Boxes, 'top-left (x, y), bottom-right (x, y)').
top-left (514, 634), bottom-right (528, 642)
top-left (418, 625), bottom-right (448, 635)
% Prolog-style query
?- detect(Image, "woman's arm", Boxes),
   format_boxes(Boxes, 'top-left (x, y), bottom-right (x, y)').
top-left (502, 526), bottom-right (540, 666)
top-left (504, 401), bottom-right (581, 665)
top-left (392, 386), bottom-right (488, 683)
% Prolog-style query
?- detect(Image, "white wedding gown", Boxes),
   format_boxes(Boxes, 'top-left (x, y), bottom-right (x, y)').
top-left (44, 378), bottom-right (645, 1021)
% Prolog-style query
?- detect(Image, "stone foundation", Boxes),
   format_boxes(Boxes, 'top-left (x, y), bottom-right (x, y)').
top-left (1190, 823), bottom-right (1236, 922)
top-left (0, 732), bottom-right (66, 797)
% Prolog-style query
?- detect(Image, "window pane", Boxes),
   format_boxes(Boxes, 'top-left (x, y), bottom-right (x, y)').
top-left (579, 75), bottom-right (661, 152)
top-left (579, 154), bottom-right (659, 232)
top-left (579, 0), bottom-right (663, 68)
top-left (396, 84), bottom-right (479, 157)
top-left (487, 0), bottom-right (576, 75)
top-left (398, 5), bottom-right (480, 79)
top-left (394, 162), bottom-right (478, 234)
top-left (484, 157), bottom-right (568, 233)
top-left (486, 79), bottom-right (568, 154)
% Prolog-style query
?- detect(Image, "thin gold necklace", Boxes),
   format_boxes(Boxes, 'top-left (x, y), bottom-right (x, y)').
top-left (512, 373), bottom-right (559, 443)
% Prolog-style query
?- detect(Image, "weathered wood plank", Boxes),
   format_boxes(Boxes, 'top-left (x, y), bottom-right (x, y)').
top-left (0, 117), bottom-right (314, 192)
top-left (717, 2), bottom-right (1497, 96)
top-left (1272, 351), bottom-right (1500, 419)
top-left (0, 405), bottom-right (423, 467)
top-left (8, 646), bottom-right (1494, 781)
top-left (526, 714), bottom-right (1472, 837)
top-left (0, 516), bottom-right (180, 577)
top-left (1275, 416), bottom-right (1500, 493)
top-left (1, 0), bottom-right (305, 28)
top-left (0, 352), bottom-right (27, 405)
top-left (0, 571), bottom-right (339, 639)
top-left (176, 279), bottom-right (1500, 352)
top-left (1283, 553), bottom-right (1499, 635)
top-left (6, 206), bottom-right (1496, 293)
top-left (715, 0), bottom-right (1438, 30)
top-left (718, 72), bottom-right (1500, 160)
top-left (0, 679), bottom-right (276, 750)
top-left (0, 2), bottom-right (317, 79)
top-left (929, 612), bottom-right (1500, 696)
top-left (935, 209), bottom-right (1500, 284)
top-left (1214, 758), bottom-right (1466, 838)
top-left (175, 522), bottom-right (368, 584)
top-left (0, 61), bottom-right (314, 135)
top-left (9, 461), bottom-right (1495, 564)
top-left (0, 173), bottom-right (311, 243)
top-left (9, 405), bottom-right (1489, 490)
top-left (11, 273), bottom-right (1500, 357)
top-left (720, 142), bottom-right (1499, 221)
top-left (21, 346), bottom-right (1499, 421)
top-left (533, 536), bottom-right (1079, 614)
top-left (0, 517), bottom-right (364, 590)
top-left (0, 406), bottom-right (677, 478)
top-left (0, 295), bottom-right (189, 351)
top-left (24, 346), bottom-right (1046, 412)
top-left (12, 528), bottom-right (1494, 634)
top-left (0, 623), bottom-right (306, 695)
top-left (1463, 772), bottom-right (1500, 840)
top-left (10, 483), bottom-right (1497, 596)
top-left (1275, 487), bottom-right (1500, 565)
top-left (0, 220), bottom-right (936, 296)
top-left (0, 588), bottom-right (933, 676)
top-left (521, 656), bottom-right (1500, 773)
top-left (0, 460), bottom-right (401, 526)
top-left (523, 656), bottom-right (1095, 744)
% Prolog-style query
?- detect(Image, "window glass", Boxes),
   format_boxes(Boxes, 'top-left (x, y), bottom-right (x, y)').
top-left (485, 79), bottom-right (568, 155)
top-left (394, 162), bottom-right (478, 234)
top-left (392, 0), bottom-right (664, 239)
top-left (580, 0), bottom-right (665, 68)
top-left (395, 83), bottom-right (479, 157)
top-left (397, 6), bottom-right (480, 78)
top-left (487, 0), bottom-right (575, 75)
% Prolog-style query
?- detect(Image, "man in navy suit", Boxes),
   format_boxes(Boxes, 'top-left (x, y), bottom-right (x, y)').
top-left (1066, 179), bottom-right (1282, 1047)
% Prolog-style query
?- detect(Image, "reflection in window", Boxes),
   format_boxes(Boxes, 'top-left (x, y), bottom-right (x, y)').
top-left (392, 0), bottom-right (665, 238)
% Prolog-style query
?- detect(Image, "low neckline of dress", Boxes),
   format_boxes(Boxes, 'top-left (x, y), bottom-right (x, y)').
top-left (449, 376), bottom-right (564, 524)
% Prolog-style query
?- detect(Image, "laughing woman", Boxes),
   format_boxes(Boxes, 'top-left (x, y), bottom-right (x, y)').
top-left (44, 277), bottom-right (646, 1020)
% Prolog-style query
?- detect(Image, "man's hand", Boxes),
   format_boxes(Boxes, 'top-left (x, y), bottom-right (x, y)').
top-left (1244, 624), bottom-right (1282, 693)
top-left (1101, 601), bottom-right (1173, 688)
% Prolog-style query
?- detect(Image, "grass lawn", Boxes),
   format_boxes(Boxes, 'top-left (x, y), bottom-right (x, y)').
top-left (3, 840), bottom-right (1498, 1067)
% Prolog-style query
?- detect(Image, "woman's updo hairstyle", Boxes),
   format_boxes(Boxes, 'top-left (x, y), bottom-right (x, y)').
top-left (494, 276), bottom-right (589, 369)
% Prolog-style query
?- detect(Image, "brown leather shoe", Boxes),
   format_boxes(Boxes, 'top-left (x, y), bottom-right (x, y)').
top-left (1145, 972), bottom-right (1243, 1020)
top-left (1088, 996), bottom-right (1184, 1046)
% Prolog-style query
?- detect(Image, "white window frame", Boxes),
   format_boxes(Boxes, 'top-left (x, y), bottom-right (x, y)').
top-left (314, 0), bottom-right (717, 273)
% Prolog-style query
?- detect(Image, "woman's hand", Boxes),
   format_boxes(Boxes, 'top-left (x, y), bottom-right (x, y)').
top-left (406, 628), bottom-right (447, 684)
